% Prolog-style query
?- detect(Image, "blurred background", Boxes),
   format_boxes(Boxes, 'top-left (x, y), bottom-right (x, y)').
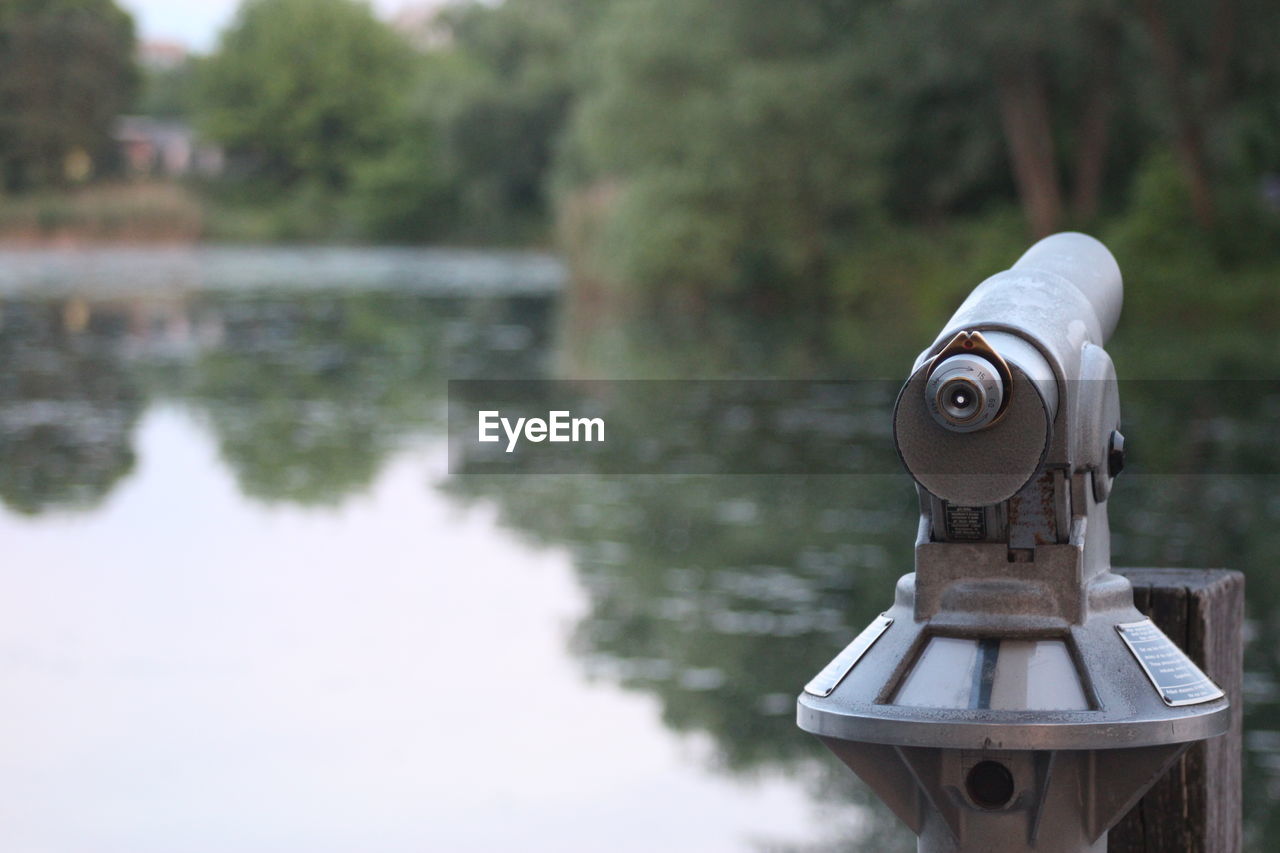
top-left (0, 0), bottom-right (1279, 850)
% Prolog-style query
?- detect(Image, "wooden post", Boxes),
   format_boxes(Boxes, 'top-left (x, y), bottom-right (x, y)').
top-left (1109, 569), bottom-right (1244, 853)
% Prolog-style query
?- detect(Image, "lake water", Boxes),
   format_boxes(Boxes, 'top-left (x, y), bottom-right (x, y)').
top-left (0, 246), bottom-right (1276, 851)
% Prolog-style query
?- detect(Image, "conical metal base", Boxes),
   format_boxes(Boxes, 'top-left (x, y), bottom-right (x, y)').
top-left (821, 738), bottom-right (1188, 852)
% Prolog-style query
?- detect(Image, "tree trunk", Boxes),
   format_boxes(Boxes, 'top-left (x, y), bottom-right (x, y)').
top-left (996, 56), bottom-right (1063, 238)
top-left (1072, 23), bottom-right (1119, 222)
top-left (1206, 0), bottom-right (1238, 115)
top-left (1136, 0), bottom-right (1216, 229)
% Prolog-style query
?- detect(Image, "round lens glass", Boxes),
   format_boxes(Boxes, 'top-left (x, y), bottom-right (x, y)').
top-left (939, 378), bottom-right (982, 422)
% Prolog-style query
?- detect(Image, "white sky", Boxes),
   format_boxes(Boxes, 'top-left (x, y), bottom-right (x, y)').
top-left (118, 0), bottom-right (429, 52)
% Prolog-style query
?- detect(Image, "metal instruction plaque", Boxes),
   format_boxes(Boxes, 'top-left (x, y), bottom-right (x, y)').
top-left (944, 504), bottom-right (986, 541)
top-left (804, 614), bottom-right (894, 697)
top-left (1116, 620), bottom-right (1225, 707)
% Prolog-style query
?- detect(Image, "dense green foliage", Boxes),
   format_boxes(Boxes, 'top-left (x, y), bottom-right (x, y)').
top-left (196, 0), bottom-right (413, 191)
top-left (136, 59), bottom-right (197, 119)
top-left (191, 0), bottom-right (1280, 304)
top-left (350, 0), bottom-right (586, 242)
top-left (562, 1), bottom-right (874, 301)
top-left (5, 0), bottom-right (1274, 305)
top-left (556, 0), bottom-right (1280, 303)
top-left (0, 0), bottom-right (137, 191)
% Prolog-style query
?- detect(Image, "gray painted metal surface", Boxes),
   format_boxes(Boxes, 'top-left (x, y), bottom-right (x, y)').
top-left (796, 232), bottom-right (1228, 852)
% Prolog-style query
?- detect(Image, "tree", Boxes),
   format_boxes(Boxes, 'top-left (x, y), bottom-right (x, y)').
top-left (564, 0), bottom-right (877, 302)
top-left (859, 1), bottom-right (1113, 237)
top-left (196, 0), bottom-right (412, 190)
top-left (353, 0), bottom-right (588, 242)
top-left (137, 59), bottom-right (197, 118)
top-left (439, 0), bottom-right (576, 230)
top-left (863, 0), bottom-right (1278, 236)
top-left (0, 0), bottom-right (137, 191)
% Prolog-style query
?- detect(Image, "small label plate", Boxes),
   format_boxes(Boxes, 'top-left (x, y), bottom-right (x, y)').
top-left (804, 614), bottom-right (893, 697)
top-left (944, 504), bottom-right (986, 540)
top-left (1116, 620), bottom-right (1226, 707)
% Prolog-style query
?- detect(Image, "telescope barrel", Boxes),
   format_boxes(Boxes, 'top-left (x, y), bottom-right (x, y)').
top-left (895, 232), bottom-right (1124, 506)
top-left (931, 232), bottom-right (1124, 364)
top-left (1011, 232), bottom-right (1124, 343)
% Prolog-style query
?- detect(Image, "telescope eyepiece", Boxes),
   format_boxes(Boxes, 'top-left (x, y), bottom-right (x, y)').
top-left (940, 376), bottom-right (982, 422)
top-left (926, 353), bottom-right (1003, 432)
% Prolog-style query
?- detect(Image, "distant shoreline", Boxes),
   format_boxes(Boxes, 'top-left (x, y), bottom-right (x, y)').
top-left (0, 244), bottom-right (567, 298)
top-left (0, 179), bottom-right (555, 251)
top-left (0, 181), bottom-right (203, 247)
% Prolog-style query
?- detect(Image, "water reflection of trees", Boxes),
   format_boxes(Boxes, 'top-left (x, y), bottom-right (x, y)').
top-left (3, 282), bottom-right (1280, 848)
top-left (1111, 473), bottom-right (1280, 851)
top-left (194, 292), bottom-right (554, 504)
top-left (0, 291), bottom-right (557, 511)
top-left (443, 471), bottom-right (920, 851)
top-left (1108, 347), bottom-right (1280, 849)
top-left (190, 293), bottom-right (448, 504)
top-left (0, 299), bottom-right (142, 514)
top-left (445, 438), bottom-right (1280, 850)
top-left (445, 313), bottom-right (1280, 852)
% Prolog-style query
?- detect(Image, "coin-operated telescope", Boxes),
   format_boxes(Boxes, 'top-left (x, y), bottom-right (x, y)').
top-left (797, 233), bottom-right (1228, 852)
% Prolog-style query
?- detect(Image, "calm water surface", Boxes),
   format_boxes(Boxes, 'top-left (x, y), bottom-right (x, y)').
top-left (0, 247), bottom-right (1276, 851)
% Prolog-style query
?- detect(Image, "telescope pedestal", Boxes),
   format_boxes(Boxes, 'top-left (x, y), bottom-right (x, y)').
top-left (797, 234), bottom-right (1241, 850)
top-left (798, 561), bottom-right (1231, 851)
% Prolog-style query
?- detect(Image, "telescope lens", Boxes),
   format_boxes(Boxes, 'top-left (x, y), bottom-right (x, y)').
top-left (925, 353), bottom-right (1004, 432)
top-left (942, 379), bottom-right (981, 421)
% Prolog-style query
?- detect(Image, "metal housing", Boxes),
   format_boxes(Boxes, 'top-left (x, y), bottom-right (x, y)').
top-left (796, 233), bottom-right (1228, 852)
